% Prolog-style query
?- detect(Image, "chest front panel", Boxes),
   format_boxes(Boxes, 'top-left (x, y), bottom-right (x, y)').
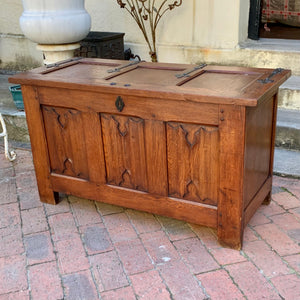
top-left (41, 103), bottom-right (220, 207)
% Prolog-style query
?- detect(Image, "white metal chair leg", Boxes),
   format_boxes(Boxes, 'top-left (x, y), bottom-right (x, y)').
top-left (0, 113), bottom-right (16, 162)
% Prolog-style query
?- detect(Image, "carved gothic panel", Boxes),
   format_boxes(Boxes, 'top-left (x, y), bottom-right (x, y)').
top-left (101, 114), bottom-right (148, 192)
top-left (167, 122), bottom-right (219, 206)
top-left (42, 106), bottom-right (89, 179)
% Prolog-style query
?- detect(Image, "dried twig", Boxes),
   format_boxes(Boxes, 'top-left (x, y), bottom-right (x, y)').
top-left (116, 0), bottom-right (183, 62)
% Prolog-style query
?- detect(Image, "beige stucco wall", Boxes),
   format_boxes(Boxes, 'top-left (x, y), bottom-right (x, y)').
top-left (0, 0), bottom-right (249, 69)
top-left (86, 0), bottom-right (249, 62)
top-left (0, 0), bottom-right (43, 69)
top-left (1, 0), bottom-right (23, 35)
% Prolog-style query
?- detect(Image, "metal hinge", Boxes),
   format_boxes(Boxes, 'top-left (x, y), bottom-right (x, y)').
top-left (107, 60), bottom-right (143, 73)
top-left (176, 63), bottom-right (207, 78)
top-left (258, 68), bottom-right (284, 84)
top-left (46, 57), bottom-right (82, 68)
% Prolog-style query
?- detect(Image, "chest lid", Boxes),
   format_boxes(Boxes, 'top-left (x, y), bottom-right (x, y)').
top-left (9, 58), bottom-right (290, 107)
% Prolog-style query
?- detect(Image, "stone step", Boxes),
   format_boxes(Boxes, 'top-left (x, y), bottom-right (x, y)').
top-left (276, 108), bottom-right (300, 151)
top-left (239, 38), bottom-right (300, 76)
top-left (274, 148), bottom-right (300, 178)
top-left (278, 76), bottom-right (300, 110)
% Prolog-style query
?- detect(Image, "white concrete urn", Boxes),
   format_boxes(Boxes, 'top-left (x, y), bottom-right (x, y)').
top-left (20, 0), bottom-right (91, 65)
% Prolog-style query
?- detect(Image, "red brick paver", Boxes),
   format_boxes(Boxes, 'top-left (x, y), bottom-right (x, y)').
top-left (272, 191), bottom-right (300, 209)
top-left (209, 247), bottom-right (247, 265)
top-left (157, 259), bottom-right (207, 299)
top-left (173, 237), bottom-right (219, 273)
top-left (48, 212), bottom-right (79, 241)
top-left (284, 253), bottom-right (300, 273)
top-left (24, 231), bottom-right (56, 265)
top-left (197, 269), bottom-right (245, 300)
top-left (271, 274), bottom-right (300, 300)
top-left (254, 223), bottom-right (300, 256)
top-left (89, 250), bottom-right (128, 292)
top-left (0, 255), bottom-right (27, 294)
top-left (62, 270), bottom-right (98, 300)
top-left (55, 235), bottom-right (90, 275)
top-left (130, 269), bottom-right (171, 299)
top-left (225, 261), bottom-right (281, 300)
top-left (28, 261), bottom-right (63, 300)
top-left (270, 212), bottom-right (300, 236)
top-left (243, 240), bottom-right (291, 278)
top-left (0, 290), bottom-right (29, 300)
top-left (126, 209), bottom-right (161, 233)
top-left (248, 210), bottom-right (271, 226)
top-left (156, 215), bottom-right (196, 241)
top-left (0, 177), bottom-right (17, 205)
top-left (103, 212), bottom-right (138, 243)
top-left (69, 196), bottom-right (102, 226)
top-left (140, 230), bottom-right (180, 265)
top-left (18, 187), bottom-right (42, 210)
top-left (0, 202), bottom-right (20, 228)
top-left (80, 223), bottom-right (113, 255)
top-left (44, 195), bottom-right (70, 215)
top-left (101, 286), bottom-right (136, 300)
top-left (257, 199), bottom-right (285, 216)
top-left (115, 238), bottom-right (153, 275)
top-left (0, 147), bottom-right (300, 299)
top-left (95, 201), bottom-right (124, 216)
top-left (0, 225), bottom-right (24, 257)
top-left (20, 206), bottom-right (48, 235)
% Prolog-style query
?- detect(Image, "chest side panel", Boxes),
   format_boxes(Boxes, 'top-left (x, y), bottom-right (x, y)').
top-left (243, 95), bottom-right (275, 208)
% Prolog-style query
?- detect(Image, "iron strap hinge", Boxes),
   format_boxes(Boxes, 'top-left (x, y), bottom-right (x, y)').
top-left (46, 57), bottom-right (82, 68)
top-left (107, 60), bottom-right (143, 73)
top-left (175, 63), bottom-right (207, 78)
top-left (257, 68), bottom-right (284, 84)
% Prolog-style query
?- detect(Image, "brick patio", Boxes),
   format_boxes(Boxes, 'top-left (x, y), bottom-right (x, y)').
top-left (0, 146), bottom-right (300, 300)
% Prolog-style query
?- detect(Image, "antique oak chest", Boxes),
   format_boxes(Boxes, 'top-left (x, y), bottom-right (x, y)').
top-left (9, 58), bottom-right (290, 249)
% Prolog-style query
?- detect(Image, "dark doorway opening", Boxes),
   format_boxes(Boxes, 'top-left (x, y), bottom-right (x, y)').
top-left (248, 0), bottom-right (300, 40)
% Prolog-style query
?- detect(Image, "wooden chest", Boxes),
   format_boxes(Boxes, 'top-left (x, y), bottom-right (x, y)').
top-left (9, 58), bottom-right (290, 249)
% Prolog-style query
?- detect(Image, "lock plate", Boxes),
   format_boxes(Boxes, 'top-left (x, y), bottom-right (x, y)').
top-left (115, 96), bottom-right (125, 112)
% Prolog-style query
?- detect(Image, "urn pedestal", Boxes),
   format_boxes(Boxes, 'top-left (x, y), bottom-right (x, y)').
top-left (20, 0), bottom-right (91, 65)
